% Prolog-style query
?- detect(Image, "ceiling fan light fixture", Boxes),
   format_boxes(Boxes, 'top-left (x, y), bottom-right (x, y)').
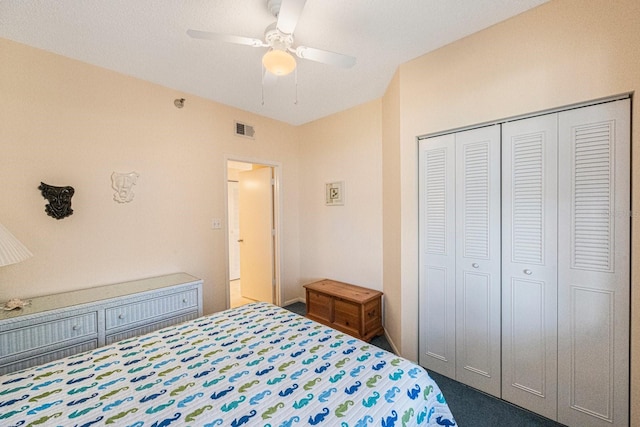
top-left (262, 49), bottom-right (296, 76)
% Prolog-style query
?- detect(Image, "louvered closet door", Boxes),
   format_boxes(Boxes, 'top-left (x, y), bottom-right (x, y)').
top-left (557, 99), bottom-right (630, 427)
top-left (501, 114), bottom-right (558, 419)
top-left (454, 125), bottom-right (502, 397)
top-left (418, 134), bottom-right (457, 378)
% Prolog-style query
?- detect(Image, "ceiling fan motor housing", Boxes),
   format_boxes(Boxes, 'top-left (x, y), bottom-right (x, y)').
top-left (267, 0), bottom-right (283, 18)
top-left (265, 22), bottom-right (294, 51)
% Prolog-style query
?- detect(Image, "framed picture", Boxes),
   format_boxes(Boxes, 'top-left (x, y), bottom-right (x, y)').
top-left (325, 181), bottom-right (344, 206)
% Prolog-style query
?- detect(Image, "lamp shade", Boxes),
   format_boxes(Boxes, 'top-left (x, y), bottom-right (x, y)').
top-left (262, 49), bottom-right (296, 76)
top-left (0, 222), bottom-right (32, 267)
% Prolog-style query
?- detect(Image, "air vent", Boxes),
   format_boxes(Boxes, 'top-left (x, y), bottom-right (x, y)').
top-left (235, 121), bottom-right (255, 139)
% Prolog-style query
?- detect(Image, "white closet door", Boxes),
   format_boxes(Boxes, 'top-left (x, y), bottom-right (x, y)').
top-left (454, 125), bottom-right (502, 397)
top-left (557, 99), bottom-right (630, 427)
top-left (501, 114), bottom-right (558, 419)
top-left (418, 134), bottom-right (457, 378)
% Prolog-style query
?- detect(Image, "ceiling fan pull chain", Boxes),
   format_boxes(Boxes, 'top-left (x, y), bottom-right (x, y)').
top-left (261, 64), bottom-right (266, 106)
top-left (294, 67), bottom-right (298, 105)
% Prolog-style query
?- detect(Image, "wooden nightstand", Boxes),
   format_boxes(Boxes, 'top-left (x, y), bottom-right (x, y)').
top-left (303, 279), bottom-right (383, 342)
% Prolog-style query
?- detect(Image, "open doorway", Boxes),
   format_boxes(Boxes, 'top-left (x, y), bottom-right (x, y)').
top-left (226, 159), bottom-right (281, 308)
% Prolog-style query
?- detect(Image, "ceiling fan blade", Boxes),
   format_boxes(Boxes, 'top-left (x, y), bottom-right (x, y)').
top-left (294, 46), bottom-right (356, 68)
top-left (276, 0), bottom-right (307, 35)
top-left (187, 29), bottom-right (266, 47)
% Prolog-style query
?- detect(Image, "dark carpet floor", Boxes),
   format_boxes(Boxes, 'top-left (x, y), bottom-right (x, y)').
top-left (283, 302), bottom-right (565, 427)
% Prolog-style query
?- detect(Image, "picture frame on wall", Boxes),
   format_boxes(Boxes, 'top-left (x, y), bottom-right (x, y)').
top-left (325, 181), bottom-right (344, 206)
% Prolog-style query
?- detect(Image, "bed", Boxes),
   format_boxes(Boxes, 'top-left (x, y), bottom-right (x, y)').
top-left (0, 302), bottom-right (455, 426)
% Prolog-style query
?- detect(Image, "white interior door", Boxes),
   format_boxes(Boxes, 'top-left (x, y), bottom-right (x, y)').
top-left (557, 99), bottom-right (630, 427)
top-left (418, 134), bottom-right (457, 378)
top-left (454, 124), bottom-right (502, 398)
top-left (501, 114), bottom-right (558, 419)
top-left (228, 181), bottom-right (240, 281)
top-left (238, 167), bottom-right (274, 303)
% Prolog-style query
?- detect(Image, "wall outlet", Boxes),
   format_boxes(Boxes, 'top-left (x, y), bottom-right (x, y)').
top-left (211, 218), bottom-right (222, 229)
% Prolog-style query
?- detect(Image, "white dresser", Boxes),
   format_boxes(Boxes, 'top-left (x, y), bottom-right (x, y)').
top-left (0, 272), bottom-right (203, 374)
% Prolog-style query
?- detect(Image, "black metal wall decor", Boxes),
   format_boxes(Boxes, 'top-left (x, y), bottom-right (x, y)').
top-left (38, 182), bottom-right (75, 219)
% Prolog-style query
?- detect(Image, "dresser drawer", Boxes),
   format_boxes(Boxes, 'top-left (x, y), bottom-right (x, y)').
top-left (105, 289), bottom-right (198, 330)
top-left (0, 340), bottom-right (97, 375)
top-left (105, 311), bottom-right (199, 345)
top-left (0, 312), bottom-right (98, 357)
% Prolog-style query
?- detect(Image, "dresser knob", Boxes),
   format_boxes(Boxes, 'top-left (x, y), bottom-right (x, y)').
top-left (472, 263), bottom-right (479, 268)
top-left (182, 299), bottom-right (188, 303)
top-left (72, 325), bottom-right (79, 331)
top-left (524, 269), bottom-right (532, 275)
top-left (118, 314), bottom-right (124, 319)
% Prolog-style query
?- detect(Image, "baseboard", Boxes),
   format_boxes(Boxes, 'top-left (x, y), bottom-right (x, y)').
top-left (384, 330), bottom-right (400, 355)
top-left (282, 296), bottom-right (305, 307)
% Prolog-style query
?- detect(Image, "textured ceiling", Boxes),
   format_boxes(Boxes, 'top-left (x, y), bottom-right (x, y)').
top-left (0, 0), bottom-right (548, 125)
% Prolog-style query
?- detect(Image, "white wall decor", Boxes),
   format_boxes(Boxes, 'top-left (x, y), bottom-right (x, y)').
top-left (111, 171), bottom-right (139, 203)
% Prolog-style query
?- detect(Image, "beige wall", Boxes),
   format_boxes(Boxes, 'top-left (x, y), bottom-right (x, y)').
top-left (298, 100), bottom-right (383, 292)
top-left (381, 72), bottom-right (402, 351)
top-left (0, 38), bottom-right (301, 315)
top-left (386, 0), bottom-right (639, 422)
top-left (2, 0), bottom-right (639, 420)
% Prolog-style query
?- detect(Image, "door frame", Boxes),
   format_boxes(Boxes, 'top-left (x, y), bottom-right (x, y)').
top-left (223, 154), bottom-right (282, 308)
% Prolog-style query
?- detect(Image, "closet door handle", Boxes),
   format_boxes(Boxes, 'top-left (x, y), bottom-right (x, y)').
top-left (471, 263), bottom-right (479, 268)
top-left (524, 269), bottom-right (532, 275)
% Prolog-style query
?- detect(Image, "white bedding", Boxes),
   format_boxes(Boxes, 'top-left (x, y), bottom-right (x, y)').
top-left (0, 302), bottom-right (456, 426)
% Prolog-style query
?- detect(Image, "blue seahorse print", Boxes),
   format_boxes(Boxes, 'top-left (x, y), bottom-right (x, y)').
top-left (231, 409), bottom-right (257, 427)
top-left (381, 410), bottom-right (398, 427)
top-left (345, 381), bottom-right (362, 395)
top-left (278, 384), bottom-right (299, 397)
top-left (355, 415), bottom-right (374, 427)
top-left (384, 386), bottom-right (400, 403)
top-left (407, 384), bottom-right (421, 400)
top-left (362, 391), bottom-right (380, 408)
top-left (308, 408), bottom-right (330, 425)
top-left (279, 415), bottom-right (301, 427)
top-left (150, 413), bottom-right (181, 427)
top-left (318, 387), bottom-right (337, 402)
top-left (436, 416), bottom-right (456, 426)
top-left (249, 390), bottom-right (271, 405)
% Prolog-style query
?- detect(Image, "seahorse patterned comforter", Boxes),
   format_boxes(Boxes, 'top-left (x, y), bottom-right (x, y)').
top-left (0, 302), bottom-right (455, 426)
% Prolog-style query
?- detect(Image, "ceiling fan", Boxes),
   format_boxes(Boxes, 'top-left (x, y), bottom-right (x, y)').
top-left (187, 0), bottom-right (356, 77)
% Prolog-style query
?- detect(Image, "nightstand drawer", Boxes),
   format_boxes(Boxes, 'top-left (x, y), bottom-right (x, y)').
top-left (0, 312), bottom-right (98, 357)
top-left (105, 289), bottom-right (198, 330)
